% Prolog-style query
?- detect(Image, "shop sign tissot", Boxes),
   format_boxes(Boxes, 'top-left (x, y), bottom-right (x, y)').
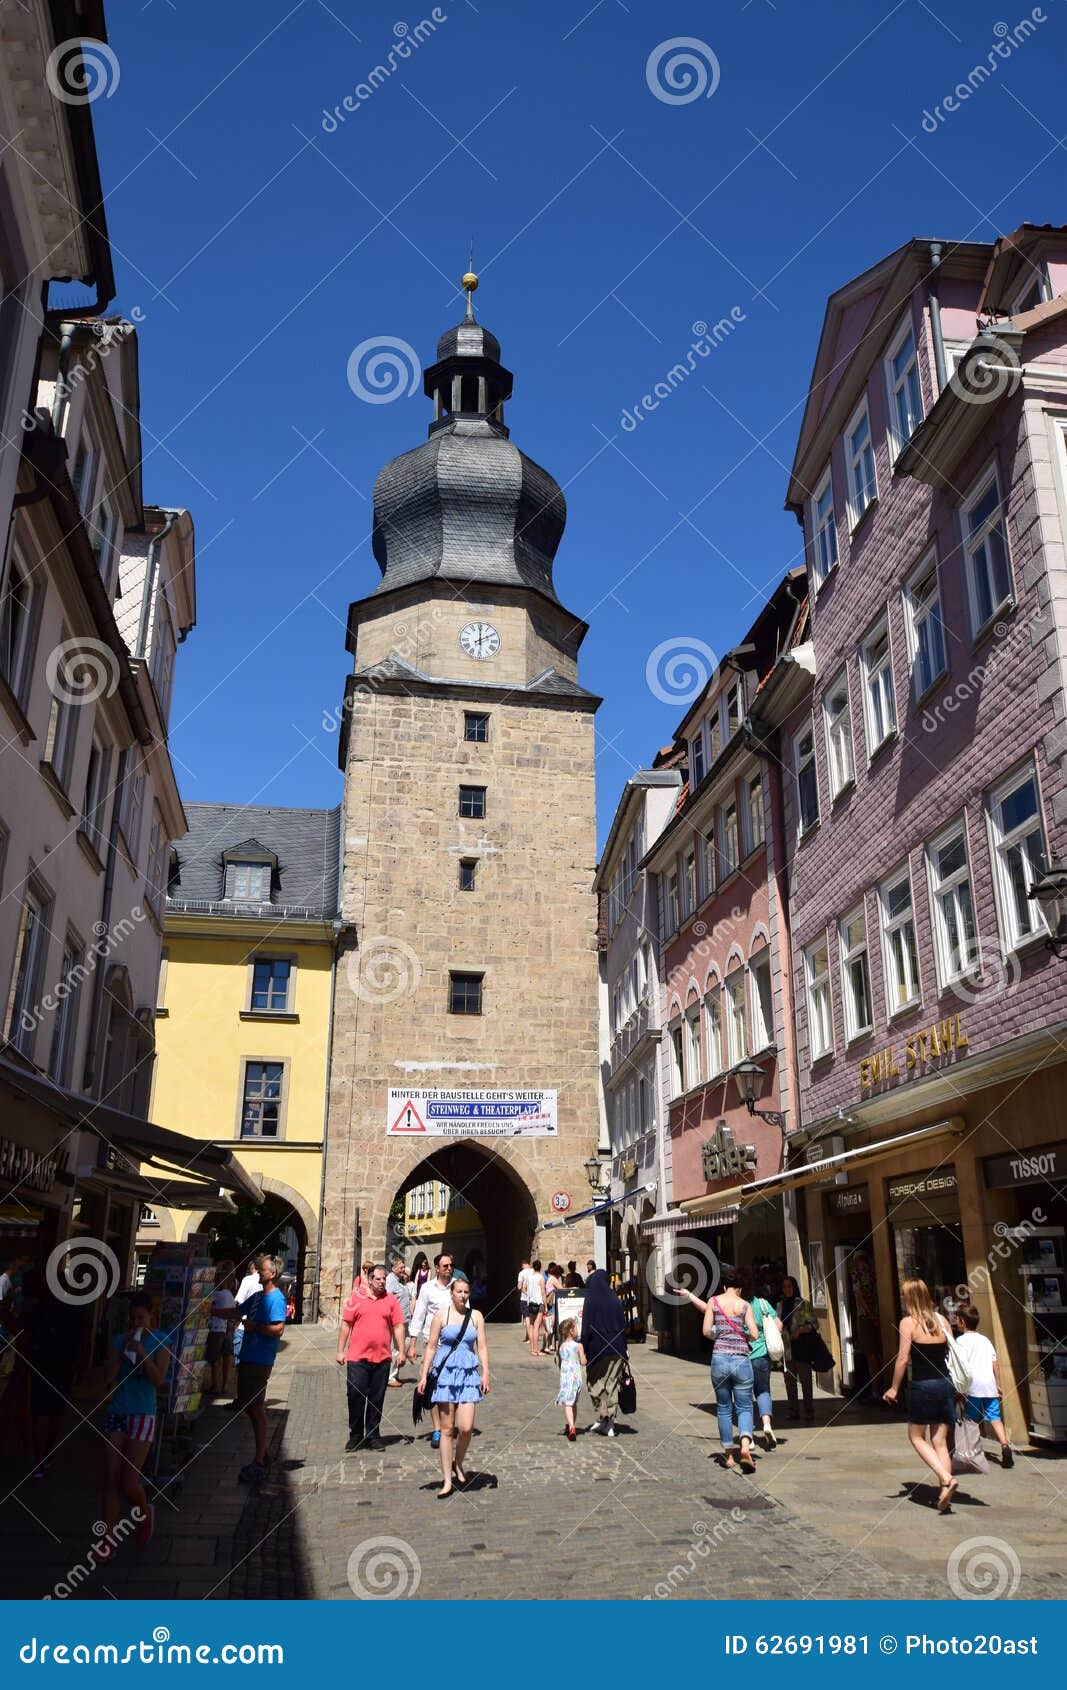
top-left (386, 1088), bottom-right (557, 1138)
top-left (858, 1013), bottom-right (968, 1090)
top-left (984, 1140), bottom-right (1067, 1190)
top-left (701, 1120), bottom-right (757, 1183)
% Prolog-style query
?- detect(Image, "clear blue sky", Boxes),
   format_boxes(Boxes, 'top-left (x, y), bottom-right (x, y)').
top-left (90, 0), bottom-right (1067, 841)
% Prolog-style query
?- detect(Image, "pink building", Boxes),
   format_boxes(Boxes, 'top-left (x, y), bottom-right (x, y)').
top-left (756, 228), bottom-right (1067, 1440)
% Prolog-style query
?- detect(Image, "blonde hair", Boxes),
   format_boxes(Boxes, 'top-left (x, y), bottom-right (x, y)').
top-left (558, 1319), bottom-right (578, 1345)
top-left (902, 1277), bottom-right (942, 1337)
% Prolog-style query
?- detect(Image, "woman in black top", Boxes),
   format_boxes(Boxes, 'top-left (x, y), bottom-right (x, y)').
top-left (884, 1276), bottom-right (958, 1512)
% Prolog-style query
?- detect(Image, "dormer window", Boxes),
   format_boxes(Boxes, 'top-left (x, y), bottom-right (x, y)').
top-left (1009, 265), bottom-right (1050, 316)
top-left (231, 862), bottom-right (270, 902)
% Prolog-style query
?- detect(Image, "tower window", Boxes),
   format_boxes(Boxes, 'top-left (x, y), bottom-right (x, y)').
top-left (464, 711), bottom-right (489, 743)
top-left (459, 785), bottom-right (486, 819)
top-left (460, 375), bottom-right (479, 413)
top-left (449, 972), bottom-right (483, 1015)
top-left (459, 859), bottom-right (477, 891)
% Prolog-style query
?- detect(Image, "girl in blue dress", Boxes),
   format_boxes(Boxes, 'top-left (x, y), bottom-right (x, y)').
top-left (555, 1318), bottom-right (586, 1442)
top-left (417, 1278), bottom-right (490, 1498)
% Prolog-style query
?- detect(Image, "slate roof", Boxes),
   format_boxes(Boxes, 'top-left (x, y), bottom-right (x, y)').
top-left (168, 804), bottom-right (341, 918)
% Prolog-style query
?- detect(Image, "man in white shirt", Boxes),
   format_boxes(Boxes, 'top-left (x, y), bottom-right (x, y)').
top-left (956, 1304), bottom-right (1013, 1467)
top-left (406, 1252), bottom-right (454, 1448)
top-left (231, 1255), bottom-right (265, 1375)
top-left (517, 1257), bottom-right (546, 1358)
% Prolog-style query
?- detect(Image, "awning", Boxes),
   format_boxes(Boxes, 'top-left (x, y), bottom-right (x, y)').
top-left (79, 1165), bottom-right (238, 1214)
top-left (0, 1054), bottom-right (262, 1206)
top-left (641, 1206), bottom-right (740, 1236)
top-left (736, 1117), bottom-right (964, 1206)
top-left (679, 1187), bottom-right (744, 1219)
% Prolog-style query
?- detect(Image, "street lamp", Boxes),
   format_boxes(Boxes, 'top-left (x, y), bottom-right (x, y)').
top-left (1029, 859), bottom-right (1067, 958)
top-left (732, 1056), bottom-right (787, 1132)
top-left (584, 1153), bottom-right (607, 1194)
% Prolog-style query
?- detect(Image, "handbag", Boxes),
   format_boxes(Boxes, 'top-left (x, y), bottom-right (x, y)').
top-left (952, 1408), bottom-right (989, 1475)
top-left (412, 1308), bottom-right (473, 1425)
top-left (938, 1317), bottom-right (973, 1396)
top-left (761, 1300), bottom-right (785, 1364)
top-left (790, 1325), bottom-right (834, 1373)
top-left (618, 1357), bottom-right (637, 1416)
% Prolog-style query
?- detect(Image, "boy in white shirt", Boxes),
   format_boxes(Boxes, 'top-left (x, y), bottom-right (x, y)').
top-left (956, 1305), bottom-right (1013, 1468)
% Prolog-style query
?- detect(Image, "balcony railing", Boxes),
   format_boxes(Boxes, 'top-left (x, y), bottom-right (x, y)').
top-left (610, 998), bottom-right (660, 1072)
top-left (166, 898), bottom-right (324, 921)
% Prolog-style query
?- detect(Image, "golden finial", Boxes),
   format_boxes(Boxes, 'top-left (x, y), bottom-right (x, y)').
top-left (462, 243), bottom-right (478, 320)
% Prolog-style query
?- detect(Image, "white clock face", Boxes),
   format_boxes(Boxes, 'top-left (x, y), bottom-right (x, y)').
top-left (459, 621), bottom-right (500, 661)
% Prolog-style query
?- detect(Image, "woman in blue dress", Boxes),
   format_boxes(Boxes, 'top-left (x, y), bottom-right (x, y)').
top-left (417, 1277), bottom-right (490, 1498)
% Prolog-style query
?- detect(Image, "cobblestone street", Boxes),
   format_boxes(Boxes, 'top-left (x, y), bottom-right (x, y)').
top-left (5, 1326), bottom-right (1062, 1602)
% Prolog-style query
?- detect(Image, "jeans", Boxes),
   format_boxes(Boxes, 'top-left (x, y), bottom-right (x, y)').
top-left (346, 1357), bottom-right (390, 1442)
top-left (711, 1353), bottom-right (754, 1449)
top-left (751, 1354), bottom-right (773, 1423)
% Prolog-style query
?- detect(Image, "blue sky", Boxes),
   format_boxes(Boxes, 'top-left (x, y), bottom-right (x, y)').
top-left (90, 0), bottom-right (1067, 841)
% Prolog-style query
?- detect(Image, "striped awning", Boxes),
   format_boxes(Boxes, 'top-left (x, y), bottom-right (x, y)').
top-left (640, 1205), bottom-right (740, 1236)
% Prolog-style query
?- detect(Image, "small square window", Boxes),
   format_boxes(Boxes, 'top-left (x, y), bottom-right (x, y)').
top-left (449, 972), bottom-right (483, 1015)
top-left (459, 859), bottom-right (477, 891)
top-left (459, 785), bottom-right (486, 819)
top-left (464, 711), bottom-right (489, 743)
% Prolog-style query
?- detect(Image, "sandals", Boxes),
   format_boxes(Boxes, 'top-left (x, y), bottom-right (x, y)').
top-left (936, 1478), bottom-right (959, 1514)
top-left (739, 1452), bottom-right (757, 1474)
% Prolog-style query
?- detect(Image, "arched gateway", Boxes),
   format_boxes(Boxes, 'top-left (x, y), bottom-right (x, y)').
top-left (317, 275), bottom-right (601, 1319)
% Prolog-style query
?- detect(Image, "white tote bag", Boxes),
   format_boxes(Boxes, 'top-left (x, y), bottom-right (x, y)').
top-left (762, 1303), bottom-right (785, 1364)
top-left (938, 1316), bottom-right (972, 1396)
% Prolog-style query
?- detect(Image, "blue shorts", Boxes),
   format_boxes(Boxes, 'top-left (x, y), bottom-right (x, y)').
top-left (964, 1394), bottom-right (1001, 1423)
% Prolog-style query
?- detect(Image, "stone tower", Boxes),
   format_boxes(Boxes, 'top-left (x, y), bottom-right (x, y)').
top-left (318, 277), bottom-right (601, 1319)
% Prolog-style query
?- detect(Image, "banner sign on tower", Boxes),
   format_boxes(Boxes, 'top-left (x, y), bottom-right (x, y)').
top-left (386, 1088), bottom-right (558, 1138)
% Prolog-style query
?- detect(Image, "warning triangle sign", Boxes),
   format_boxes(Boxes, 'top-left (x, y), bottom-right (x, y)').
top-left (389, 1099), bottom-right (427, 1134)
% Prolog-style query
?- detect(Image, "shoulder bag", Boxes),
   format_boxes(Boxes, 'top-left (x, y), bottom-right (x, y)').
top-left (760, 1299), bottom-right (785, 1364)
top-left (938, 1316), bottom-right (973, 1396)
top-left (618, 1356), bottom-right (637, 1416)
top-left (412, 1308), bottom-right (473, 1426)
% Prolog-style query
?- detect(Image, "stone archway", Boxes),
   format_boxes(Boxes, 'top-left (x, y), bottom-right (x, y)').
top-left (375, 1141), bottom-right (539, 1322)
top-left (181, 1177), bottom-right (318, 1322)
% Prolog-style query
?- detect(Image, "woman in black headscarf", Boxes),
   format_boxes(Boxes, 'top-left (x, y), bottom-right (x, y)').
top-left (580, 1270), bottom-right (627, 1437)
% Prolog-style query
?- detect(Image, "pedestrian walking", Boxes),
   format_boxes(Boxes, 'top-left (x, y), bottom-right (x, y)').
top-left (555, 1317), bottom-right (585, 1441)
top-left (580, 1269), bottom-right (627, 1436)
top-left (541, 1262), bottom-right (562, 1352)
top-left (517, 1255), bottom-right (546, 1358)
top-left (747, 1284), bottom-right (783, 1450)
top-left (699, 1265), bottom-right (759, 1472)
top-left (231, 1254), bottom-right (265, 1375)
top-left (564, 1259), bottom-right (584, 1288)
top-left (207, 1261), bottom-right (238, 1399)
top-left (777, 1275), bottom-right (818, 1423)
top-left (235, 1254), bottom-right (288, 1484)
top-left (21, 1265), bottom-right (87, 1478)
top-left (883, 1276), bottom-right (959, 1513)
top-left (407, 1252), bottom-right (456, 1449)
top-left (411, 1252), bottom-right (430, 1298)
top-left (954, 1305), bottom-right (1013, 1468)
top-left (417, 1277), bottom-right (489, 1498)
top-left (100, 1291), bottom-right (171, 1550)
top-left (336, 1263), bottom-right (406, 1451)
top-left (385, 1256), bottom-right (414, 1385)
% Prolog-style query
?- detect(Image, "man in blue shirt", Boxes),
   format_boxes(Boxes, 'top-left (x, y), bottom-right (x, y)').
top-left (235, 1254), bottom-right (287, 1483)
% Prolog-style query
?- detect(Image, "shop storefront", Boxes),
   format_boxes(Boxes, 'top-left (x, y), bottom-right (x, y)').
top-left (982, 1137), bottom-right (1067, 1444)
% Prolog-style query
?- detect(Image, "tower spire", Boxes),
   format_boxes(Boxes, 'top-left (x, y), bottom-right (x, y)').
top-left (462, 248), bottom-right (478, 323)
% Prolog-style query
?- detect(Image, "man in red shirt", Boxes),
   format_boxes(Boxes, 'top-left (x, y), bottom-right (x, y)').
top-left (336, 1263), bottom-right (405, 1452)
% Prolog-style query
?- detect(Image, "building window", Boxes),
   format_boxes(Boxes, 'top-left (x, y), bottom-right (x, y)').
top-left (49, 939), bottom-right (83, 1084)
top-left (43, 666), bottom-right (79, 791)
top-left (743, 772), bottom-right (764, 854)
top-left (685, 1005), bottom-right (702, 1086)
top-left (459, 859), bottom-right (477, 891)
top-left (146, 811), bottom-right (168, 917)
top-left (988, 764), bottom-right (1047, 950)
top-left (749, 950), bottom-right (773, 1051)
top-left (961, 470), bottom-right (1012, 635)
top-left (725, 971), bottom-right (748, 1065)
top-left (449, 971), bottom-right (483, 1014)
top-left (4, 889), bottom-right (50, 1057)
top-left (810, 468), bottom-right (838, 589)
top-left (82, 734), bottom-right (112, 856)
top-left (89, 493), bottom-right (118, 581)
top-left (156, 948), bottom-right (169, 1012)
top-left (250, 958), bottom-right (292, 1012)
top-left (458, 785), bottom-right (486, 819)
top-left (691, 726), bottom-right (706, 786)
top-left (230, 861), bottom-right (270, 902)
top-left (704, 989), bottom-right (723, 1075)
top-left (464, 711), bottom-right (489, 742)
top-left (845, 397), bottom-right (877, 527)
top-left (438, 1183), bottom-right (448, 1215)
top-left (668, 1020), bottom-right (684, 1098)
top-left (1010, 266), bottom-right (1049, 314)
top-left (885, 318), bottom-right (923, 454)
top-left (719, 800), bottom-right (739, 880)
top-left (903, 551), bottom-right (947, 699)
top-left (682, 849), bottom-right (697, 918)
top-left (860, 616), bottom-right (896, 755)
top-left (823, 671), bottom-right (855, 799)
top-left (665, 870), bottom-right (679, 934)
top-left (723, 679), bottom-right (744, 740)
top-left (700, 830), bottom-right (716, 901)
top-left (927, 822), bottom-right (977, 985)
top-left (839, 904), bottom-right (873, 1041)
top-left (794, 722), bottom-right (819, 836)
top-left (123, 767), bottom-right (146, 861)
top-left (71, 432), bottom-right (98, 512)
top-left (151, 603), bottom-right (175, 717)
top-left (805, 938), bottom-right (833, 1061)
top-left (240, 1061), bottom-right (284, 1138)
top-left (880, 865), bottom-right (921, 1014)
top-left (0, 546), bottom-right (37, 705)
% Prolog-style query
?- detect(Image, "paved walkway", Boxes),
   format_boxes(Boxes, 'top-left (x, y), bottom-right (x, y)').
top-left (1, 1326), bottom-right (1064, 1600)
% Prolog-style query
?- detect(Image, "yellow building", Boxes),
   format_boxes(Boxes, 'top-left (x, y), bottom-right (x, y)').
top-left (401, 1178), bottom-right (485, 1274)
top-left (136, 804), bottom-right (341, 1318)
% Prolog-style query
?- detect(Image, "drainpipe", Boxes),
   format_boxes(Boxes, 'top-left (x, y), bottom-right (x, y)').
top-left (50, 323), bottom-right (75, 431)
top-left (136, 509), bottom-right (179, 659)
top-left (928, 242), bottom-right (948, 393)
top-left (81, 746), bottom-right (130, 1094)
